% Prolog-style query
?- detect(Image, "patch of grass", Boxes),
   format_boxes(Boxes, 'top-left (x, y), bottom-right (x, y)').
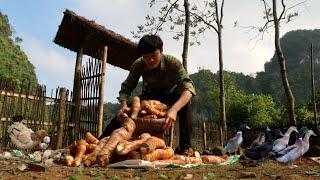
top-left (95, 171), bottom-right (105, 180)
top-left (74, 166), bottom-right (83, 175)
top-left (158, 174), bottom-right (168, 179)
top-left (69, 176), bottom-right (78, 180)
top-left (109, 175), bottom-right (120, 180)
top-left (203, 172), bottom-right (217, 180)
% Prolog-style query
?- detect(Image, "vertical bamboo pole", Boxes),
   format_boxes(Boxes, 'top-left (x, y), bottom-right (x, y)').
top-left (56, 88), bottom-right (66, 149)
top-left (310, 43), bottom-right (317, 125)
top-left (202, 121), bottom-right (207, 150)
top-left (97, 46), bottom-right (108, 136)
top-left (72, 47), bottom-right (83, 139)
top-left (169, 123), bottom-right (174, 147)
top-left (219, 125), bottom-right (223, 147)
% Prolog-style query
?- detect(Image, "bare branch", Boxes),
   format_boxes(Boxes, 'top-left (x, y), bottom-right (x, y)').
top-left (278, 0), bottom-right (286, 20)
top-left (219, 0), bottom-right (225, 24)
top-left (170, 1), bottom-right (219, 33)
top-left (154, 0), bottom-right (181, 34)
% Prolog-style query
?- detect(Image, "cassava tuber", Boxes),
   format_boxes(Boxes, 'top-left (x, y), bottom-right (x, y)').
top-left (140, 136), bottom-right (166, 154)
top-left (142, 147), bottom-right (174, 161)
top-left (73, 140), bottom-right (87, 166)
top-left (201, 155), bottom-right (228, 164)
top-left (86, 143), bottom-right (97, 154)
top-left (130, 96), bottom-right (141, 119)
top-left (116, 133), bottom-right (151, 155)
top-left (85, 132), bottom-right (99, 144)
top-left (83, 136), bottom-right (110, 167)
top-left (66, 155), bottom-right (75, 166)
top-left (97, 116), bottom-right (136, 166)
top-left (141, 100), bottom-right (168, 117)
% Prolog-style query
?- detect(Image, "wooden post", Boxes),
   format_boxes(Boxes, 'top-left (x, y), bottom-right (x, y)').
top-left (219, 125), bottom-right (223, 147)
top-left (97, 46), bottom-right (108, 137)
top-left (311, 43), bottom-right (317, 125)
top-left (72, 47), bottom-right (83, 139)
top-left (169, 123), bottom-right (174, 147)
top-left (202, 121), bottom-right (207, 150)
top-left (56, 88), bottom-right (66, 149)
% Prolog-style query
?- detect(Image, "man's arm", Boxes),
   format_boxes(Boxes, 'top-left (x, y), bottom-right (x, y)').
top-left (117, 60), bottom-right (142, 112)
top-left (162, 90), bottom-right (192, 130)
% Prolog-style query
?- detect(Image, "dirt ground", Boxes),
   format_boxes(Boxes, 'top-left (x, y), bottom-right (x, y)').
top-left (0, 157), bottom-right (319, 180)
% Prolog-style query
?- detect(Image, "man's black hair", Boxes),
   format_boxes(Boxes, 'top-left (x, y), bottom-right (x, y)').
top-left (138, 34), bottom-right (163, 54)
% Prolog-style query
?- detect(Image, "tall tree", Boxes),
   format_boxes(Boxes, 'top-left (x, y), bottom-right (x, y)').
top-left (258, 0), bottom-right (307, 126)
top-left (188, 0), bottom-right (226, 144)
top-left (133, 0), bottom-right (227, 144)
top-left (132, 0), bottom-right (199, 72)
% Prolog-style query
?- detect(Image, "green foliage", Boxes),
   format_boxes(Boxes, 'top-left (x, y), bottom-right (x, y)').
top-left (294, 105), bottom-right (314, 125)
top-left (227, 93), bottom-right (280, 128)
top-left (0, 11), bottom-right (38, 89)
top-left (190, 69), bottom-right (280, 128)
top-left (255, 29), bottom-right (320, 105)
top-left (0, 12), bottom-right (12, 37)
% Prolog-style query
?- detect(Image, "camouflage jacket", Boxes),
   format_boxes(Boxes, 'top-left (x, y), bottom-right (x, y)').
top-left (118, 54), bottom-right (196, 102)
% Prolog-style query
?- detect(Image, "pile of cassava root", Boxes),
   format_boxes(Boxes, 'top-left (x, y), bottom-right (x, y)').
top-left (58, 97), bottom-right (229, 167)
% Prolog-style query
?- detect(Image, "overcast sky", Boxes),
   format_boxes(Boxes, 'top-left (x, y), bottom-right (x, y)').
top-left (0, 0), bottom-right (319, 103)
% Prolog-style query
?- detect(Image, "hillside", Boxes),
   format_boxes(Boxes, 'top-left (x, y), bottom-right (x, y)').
top-left (0, 11), bottom-right (38, 89)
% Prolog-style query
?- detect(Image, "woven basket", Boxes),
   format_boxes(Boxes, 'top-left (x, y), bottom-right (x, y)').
top-left (134, 117), bottom-right (166, 135)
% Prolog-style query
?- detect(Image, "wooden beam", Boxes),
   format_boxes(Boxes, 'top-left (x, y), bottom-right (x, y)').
top-left (56, 88), bottom-right (67, 149)
top-left (72, 47), bottom-right (84, 139)
top-left (203, 121), bottom-right (207, 150)
top-left (0, 117), bottom-right (75, 127)
top-left (97, 46), bottom-right (108, 137)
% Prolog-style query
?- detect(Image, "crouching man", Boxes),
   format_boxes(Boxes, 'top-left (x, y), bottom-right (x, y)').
top-left (99, 34), bottom-right (196, 156)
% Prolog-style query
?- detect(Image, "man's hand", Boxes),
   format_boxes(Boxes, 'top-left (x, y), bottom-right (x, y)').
top-left (162, 107), bottom-right (178, 131)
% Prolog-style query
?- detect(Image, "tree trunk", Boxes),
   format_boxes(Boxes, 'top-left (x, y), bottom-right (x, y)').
top-left (272, 0), bottom-right (296, 126)
top-left (215, 0), bottom-right (227, 144)
top-left (182, 0), bottom-right (190, 73)
top-left (202, 121), bottom-right (207, 150)
top-left (56, 88), bottom-right (66, 149)
top-left (73, 47), bottom-right (83, 139)
top-left (97, 46), bottom-right (108, 137)
top-left (310, 43), bottom-right (317, 125)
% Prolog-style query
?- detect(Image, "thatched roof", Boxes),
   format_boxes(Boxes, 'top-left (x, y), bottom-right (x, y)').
top-left (54, 9), bottom-right (140, 70)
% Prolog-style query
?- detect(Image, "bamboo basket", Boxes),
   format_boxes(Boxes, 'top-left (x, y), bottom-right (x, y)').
top-left (134, 117), bottom-right (166, 135)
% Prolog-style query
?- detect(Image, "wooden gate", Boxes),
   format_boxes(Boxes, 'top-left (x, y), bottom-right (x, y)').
top-left (72, 47), bottom-right (107, 139)
top-left (78, 56), bottom-right (104, 139)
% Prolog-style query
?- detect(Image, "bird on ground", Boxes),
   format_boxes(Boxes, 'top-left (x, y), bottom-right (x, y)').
top-left (7, 115), bottom-right (47, 150)
top-left (272, 126), bottom-right (298, 153)
top-left (225, 124), bottom-right (250, 155)
top-left (245, 129), bottom-right (284, 160)
top-left (250, 125), bottom-right (271, 148)
top-left (275, 127), bottom-right (308, 157)
top-left (276, 129), bottom-right (316, 167)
